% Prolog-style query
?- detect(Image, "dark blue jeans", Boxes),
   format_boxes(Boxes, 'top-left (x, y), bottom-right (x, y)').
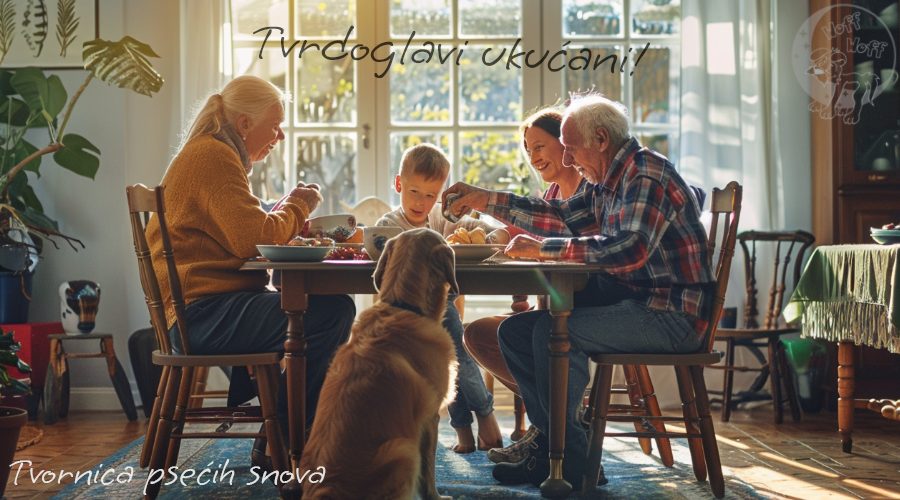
top-left (498, 299), bottom-right (703, 485)
top-left (168, 291), bottom-right (355, 429)
top-left (445, 296), bottom-right (494, 428)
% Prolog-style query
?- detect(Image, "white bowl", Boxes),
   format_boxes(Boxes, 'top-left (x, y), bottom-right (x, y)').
top-left (363, 226), bottom-right (403, 260)
top-left (257, 245), bottom-right (333, 262)
top-left (450, 244), bottom-right (505, 263)
top-left (304, 214), bottom-right (357, 242)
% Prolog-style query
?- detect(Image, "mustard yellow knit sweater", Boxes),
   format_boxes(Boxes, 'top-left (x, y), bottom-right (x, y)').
top-left (146, 135), bottom-right (309, 328)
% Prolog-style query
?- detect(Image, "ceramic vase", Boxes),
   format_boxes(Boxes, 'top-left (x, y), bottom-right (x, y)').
top-left (59, 280), bottom-right (101, 334)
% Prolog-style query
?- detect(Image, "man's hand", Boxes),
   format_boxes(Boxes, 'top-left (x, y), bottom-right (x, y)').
top-left (504, 234), bottom-right (543, 260)
top-left (442, 182), bottom-right (491, 218)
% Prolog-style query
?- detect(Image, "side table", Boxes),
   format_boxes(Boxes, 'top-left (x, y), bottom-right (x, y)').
top-left (43, 333), bottom-right (138, 424)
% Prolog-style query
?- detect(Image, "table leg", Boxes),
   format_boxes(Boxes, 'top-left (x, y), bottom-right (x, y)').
top-left (284, 312), bottom-right (307, 465)
top-left (280, 272), bottom-right (309, 499)
top-left (542, 310), bottom-right (571, 499)
top-left (838, 341), bottom-right (855, 453)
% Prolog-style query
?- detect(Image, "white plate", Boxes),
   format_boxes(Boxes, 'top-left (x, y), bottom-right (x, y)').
top-left (257, 245), bottom-right (333, 262)
top-left (450, 244), bottom-right (504, 262)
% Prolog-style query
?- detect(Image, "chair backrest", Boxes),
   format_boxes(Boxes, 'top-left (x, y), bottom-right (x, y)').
top-left (736, 230), bottom-right (815, 329)
top-left (703, 181), bottom-right (743, 352)
top-left (125, 184), bottom-right (192, 355)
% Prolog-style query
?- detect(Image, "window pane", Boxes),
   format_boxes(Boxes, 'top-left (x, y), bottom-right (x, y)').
top-left (295, 134), bottom-right (357, 214)
top-left (390, 0), bottom-right (451, 37)
top-left (563, 46), bottom-right (623, 100)
top-left (294, 51), bottom-right (356, 124)
top-left (638, 133), bottom-right (672, 158)
top-left (295, 0), bottom-right (357, 37)
top-left (460, 45), bottom-right (522, 124)
top-left (234, 48), bottom-right (288, 90)
top-left (390, 48), bottom-right (451, 124)
top-left (563, 0), bottom-right (623, 37)
top-left (632, 46), bottom-right (676, 125)
top-left (388, 132), bottom-right (452, 206)
top-left (459, 0), bottom-right (520, 37)
top-left (233, 0), bottom-right (288, 39)
top-left (249, 140), bottom-right (288, 202)
top-left (460, 131), bottom-right (539, 196)
top-left (632, 0), bottom-right (681, 35)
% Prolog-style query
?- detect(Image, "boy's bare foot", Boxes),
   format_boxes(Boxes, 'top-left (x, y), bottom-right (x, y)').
top-left (476, 411), bottom-right (504, 450)
top-left (453, 425), bottom-right (476, 453)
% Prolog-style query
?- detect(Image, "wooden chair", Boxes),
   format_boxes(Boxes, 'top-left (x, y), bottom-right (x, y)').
top-left (126, 184), bottom-right (288, 498)
top-left (581, 181), bottom-right (742, 498)
top-left (591, 365), bottom-right (674, 466)
top-left (709, 230), bottom-right (814, 423)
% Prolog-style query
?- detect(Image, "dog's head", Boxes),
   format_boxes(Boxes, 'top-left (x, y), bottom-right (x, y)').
top-left (373, 228), bottom-right (459, 320)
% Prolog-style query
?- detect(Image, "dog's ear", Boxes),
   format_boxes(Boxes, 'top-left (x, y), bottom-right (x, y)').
top-left (433, 244), bottom-right (459, 295)
top-left (372, 236), bottom-right (396, 292)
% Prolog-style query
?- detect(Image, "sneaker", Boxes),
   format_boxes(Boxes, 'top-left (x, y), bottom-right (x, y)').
top-left (493, 456), bottom-right (608, 490)
top-left (492, 455), bottom-right (550, 486)
top-left (487, 425), bottom-right (539, 464)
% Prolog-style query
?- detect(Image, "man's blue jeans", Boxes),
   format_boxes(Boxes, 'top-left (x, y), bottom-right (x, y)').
top-left (498, 299), bottom-right (703, 484)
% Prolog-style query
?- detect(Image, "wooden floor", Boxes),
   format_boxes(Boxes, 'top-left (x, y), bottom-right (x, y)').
top-left (5, 390), bottom-right (900, 499)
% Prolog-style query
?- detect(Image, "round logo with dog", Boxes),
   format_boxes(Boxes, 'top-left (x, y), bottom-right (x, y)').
top-left (792, 3), bottom-right (898, 124)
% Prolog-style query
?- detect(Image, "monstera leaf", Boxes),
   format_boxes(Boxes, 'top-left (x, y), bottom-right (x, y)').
top-left (82, 36), bottom-right (164, 97)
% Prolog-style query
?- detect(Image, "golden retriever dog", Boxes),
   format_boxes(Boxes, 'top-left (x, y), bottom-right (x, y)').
top-left (301, 228), bottom-right (459, 500)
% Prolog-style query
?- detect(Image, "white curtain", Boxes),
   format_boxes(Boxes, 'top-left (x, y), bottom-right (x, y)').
top-left (640, 0), bottom-right (783, 409)
top-left (680, 0), bottom-right (779, 231)
top-left (179, 0), bottom-right (232, 129)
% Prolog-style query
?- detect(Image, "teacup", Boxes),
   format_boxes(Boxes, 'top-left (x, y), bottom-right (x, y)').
top-left (304, 214), bottom-right (357, 243)
top-left (363, 226), bottom-right (403, 260)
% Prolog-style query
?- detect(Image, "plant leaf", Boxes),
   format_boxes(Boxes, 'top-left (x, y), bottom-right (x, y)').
top-left (0, 96), bottom-right (32, 127)
top-left (12, 139), bottom-right (41, 174)
top-left (53, 133), bottom-right (100, 178)
top-left (8, 171), bottom-right (44, 214)
top-left (83, 36), bottom-right (164, 97)
top-left (9, 67), bottom-right (67, 126)
top-left (18, 205), bottom-right (59, 232)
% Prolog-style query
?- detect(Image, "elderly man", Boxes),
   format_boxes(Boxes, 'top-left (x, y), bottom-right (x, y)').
top-left (442, 94), bottom-right (714, 489)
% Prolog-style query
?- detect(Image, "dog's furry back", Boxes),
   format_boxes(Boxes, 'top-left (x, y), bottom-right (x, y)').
top-left (300, 302), bottom-right (456, 499)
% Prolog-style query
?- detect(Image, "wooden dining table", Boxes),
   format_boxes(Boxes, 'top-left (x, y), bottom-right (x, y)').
top-left (241, 257), bottom-right (605, 498)
top-left (783, 244), bottom-right (900, 453)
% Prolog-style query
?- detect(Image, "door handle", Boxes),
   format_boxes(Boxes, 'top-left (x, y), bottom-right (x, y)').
top-left (362, 123), bottom-right (371, 149)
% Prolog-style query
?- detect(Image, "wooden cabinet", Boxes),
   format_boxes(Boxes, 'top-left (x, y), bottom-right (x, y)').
top-left (809, 0), bottom-right (900, 395)
top-left (810, 0), bottom-right (900, 244)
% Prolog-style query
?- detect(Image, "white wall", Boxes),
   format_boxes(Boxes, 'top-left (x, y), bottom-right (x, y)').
top-left (24, 0), bottom-right (181, 406)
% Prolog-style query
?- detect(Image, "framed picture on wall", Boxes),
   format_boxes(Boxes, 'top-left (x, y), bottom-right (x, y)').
top-left (0, 0), bottom-right (99, 69)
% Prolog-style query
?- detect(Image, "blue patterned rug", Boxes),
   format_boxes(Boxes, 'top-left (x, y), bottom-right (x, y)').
top-left (53, 417), bottom-right (765, 499)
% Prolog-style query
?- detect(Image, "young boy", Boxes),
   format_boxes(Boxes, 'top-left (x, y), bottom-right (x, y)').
top-left (376, 143), bottom-right (507, 453)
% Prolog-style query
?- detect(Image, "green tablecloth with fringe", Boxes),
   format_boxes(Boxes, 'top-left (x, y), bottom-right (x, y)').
top-left (783, 244), bottom-right (900, 353)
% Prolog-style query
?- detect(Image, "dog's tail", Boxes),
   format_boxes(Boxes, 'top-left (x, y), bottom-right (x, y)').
top-left (368, 438), bottom-right (421, 498)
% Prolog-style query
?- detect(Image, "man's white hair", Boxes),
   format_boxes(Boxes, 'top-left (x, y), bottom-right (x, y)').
top-left (564, 94), bottom-right (630, 150)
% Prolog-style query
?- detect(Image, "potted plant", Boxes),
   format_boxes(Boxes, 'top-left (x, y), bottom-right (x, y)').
top-left (0, 329), bottom-right (31, 497)
top-left (0, 36), bottom-right (164, 322)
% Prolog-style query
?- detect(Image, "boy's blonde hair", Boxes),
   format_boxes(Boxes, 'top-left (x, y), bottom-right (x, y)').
top-left (399, 143), bottom-right (450, 182)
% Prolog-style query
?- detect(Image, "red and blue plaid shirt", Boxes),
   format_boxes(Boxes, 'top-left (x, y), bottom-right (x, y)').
top-left (486, 137), bottom-right (714, 335)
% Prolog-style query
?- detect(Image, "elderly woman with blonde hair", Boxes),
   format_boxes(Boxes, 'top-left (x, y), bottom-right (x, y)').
top-left (146, 75), bottom-right (355, 467)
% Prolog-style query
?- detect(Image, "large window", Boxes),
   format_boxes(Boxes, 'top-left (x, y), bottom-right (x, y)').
top-left (229, 0), bottom-right (681, 211)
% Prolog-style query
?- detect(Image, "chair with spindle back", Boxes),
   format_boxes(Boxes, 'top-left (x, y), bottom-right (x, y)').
top-left (126, 184), bottom-right (287, 498)
top-left (709, 230), bottom-right (814, 423)
top-left (581, 181), bottom-right (742, 498)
